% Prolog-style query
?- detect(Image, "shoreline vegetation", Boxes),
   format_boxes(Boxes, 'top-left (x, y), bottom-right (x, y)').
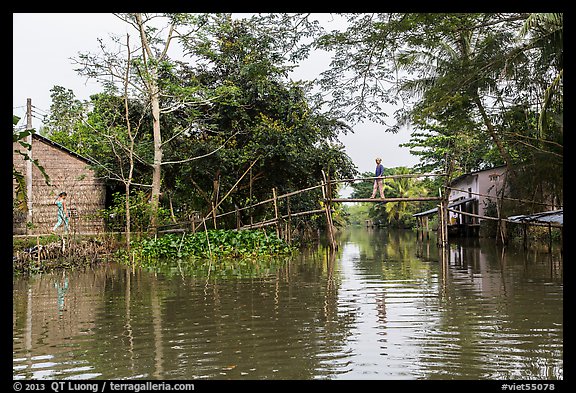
top-left (12, 229), bottom-right (297, 277)
top-left (12, 223), bottom-right (561, 277)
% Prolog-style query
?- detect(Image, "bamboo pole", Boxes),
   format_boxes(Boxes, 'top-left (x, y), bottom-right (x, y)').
top-left (272, 188), bottom-right (280, 238)
top-left (321, 170), bottom-right (336, 250)
top-left (202, 157), bottom-right (260, 228)
top-left (249, 166), bottom-right (253, 226)
top-left (235, 205), bottom-right (240, 230)
top-left (332, 173), bottom-right (446, 184)
top-left (209, 208), bottom-right (325, 231)
top-left (447, 186), bottom-right (558, 208)
top-left (287, 195), bottom-right (292, 244)
top-left (437, 187), bottom-right (448, 248)
top-left (328, 197), bottom-right (442, 203)
top-left (437, 204), bottom-right (444, 247)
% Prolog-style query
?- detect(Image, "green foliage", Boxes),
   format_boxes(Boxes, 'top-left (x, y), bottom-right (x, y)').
top-left (316, 13), bottom-right (562, 199)
top-left (125, 229), bottom-right (296, 278)
top-left (48, 15), bottom-right (356, 233)
top-left (100, 191), bottom-right (172, 233)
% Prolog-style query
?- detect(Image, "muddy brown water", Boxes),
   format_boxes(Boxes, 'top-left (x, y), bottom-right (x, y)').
top-left (13, 227), bottom-right (563, 380)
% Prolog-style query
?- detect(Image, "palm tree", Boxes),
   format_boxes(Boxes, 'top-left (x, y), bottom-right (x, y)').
top-left (518, 13), bottom-right (563, 136)
top-left (394, 14), bottom-right (525, 174)
top-left (384, 167), bottom-right (428, 226)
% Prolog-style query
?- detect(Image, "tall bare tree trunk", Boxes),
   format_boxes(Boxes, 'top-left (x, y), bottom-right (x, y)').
top-left (150, 79), bottom-right (163, 230)
top-left (134, 13), bottom-right (166, 230)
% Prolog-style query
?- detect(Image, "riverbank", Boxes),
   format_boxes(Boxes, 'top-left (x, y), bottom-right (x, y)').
top-left (12, 229), bottom-right (297, 276)
top-left (13, 233), bottom-right (122, 275)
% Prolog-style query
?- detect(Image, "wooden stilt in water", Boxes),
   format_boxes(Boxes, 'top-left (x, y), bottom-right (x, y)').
top-left (321, 170), bottom-right (337, 250)
top-left (437, 187), bottom-right (448, 248)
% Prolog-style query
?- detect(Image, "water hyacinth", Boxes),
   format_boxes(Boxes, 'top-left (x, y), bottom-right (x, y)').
top-left (123, 229), bottom-right (296, 278)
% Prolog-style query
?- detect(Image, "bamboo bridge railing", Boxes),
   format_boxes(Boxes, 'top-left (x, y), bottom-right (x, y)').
top-left (157, 171), bottom-right (449, 250)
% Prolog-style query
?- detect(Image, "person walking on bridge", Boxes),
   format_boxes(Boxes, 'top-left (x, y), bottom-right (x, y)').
top-left (370, 158), bottom-right (386, 199)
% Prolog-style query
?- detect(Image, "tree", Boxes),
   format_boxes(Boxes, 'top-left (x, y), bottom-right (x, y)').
top-left (316, 13), bottom-right (562, 216)
top-left (381, 167), bottom-right (428, 227)
top-left (72, 13), bottom-right (203, 229)
top-left (41, 86), bottom-right (85, 137)
top-left (163, 15), bottom-right (357, 225)
top-left (53, 13), bottom-right (357, 233)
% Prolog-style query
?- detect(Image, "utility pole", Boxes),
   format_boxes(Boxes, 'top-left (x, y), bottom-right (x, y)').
top-left (26, 98), bottom-right (33, 234)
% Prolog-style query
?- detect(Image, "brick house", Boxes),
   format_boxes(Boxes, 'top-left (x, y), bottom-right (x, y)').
top-left (13, 133), bottom-right (106, 235)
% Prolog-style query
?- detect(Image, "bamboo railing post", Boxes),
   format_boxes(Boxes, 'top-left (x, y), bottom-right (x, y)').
top-left (235, 205), bottom-right (240, 230)
top-left (437, 187), bottom-right (448, 248)
top-left (249, 167), bottom-right (253, 226)
top-left (287, 195), bottom-right (292, 244)
top-left (272, 188), bottom-right (280, 238)
top-left (437, 204), bottom-right (443, 247)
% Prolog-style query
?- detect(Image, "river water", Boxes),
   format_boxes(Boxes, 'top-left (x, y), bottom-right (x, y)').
top-left (13, 227), bottom-right (563, 380)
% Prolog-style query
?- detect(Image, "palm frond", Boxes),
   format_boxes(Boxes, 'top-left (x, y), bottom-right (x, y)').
top-left (538, 68), bottom-right (563, 136)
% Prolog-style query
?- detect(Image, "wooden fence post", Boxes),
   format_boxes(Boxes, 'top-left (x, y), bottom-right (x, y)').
top-left (212, 202), bottom-right (217, 229)
top-left (437, 187), bottom-right (448, 248)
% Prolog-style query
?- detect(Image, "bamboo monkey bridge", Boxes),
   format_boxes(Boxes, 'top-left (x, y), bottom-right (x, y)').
top-left (319, 171), bottom-right (447, 249)
top-left (160, 170), bottom-right (449, 251)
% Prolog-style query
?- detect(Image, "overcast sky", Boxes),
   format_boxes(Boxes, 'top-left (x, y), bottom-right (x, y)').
top-left (13, 13), bottom-right (420, 184)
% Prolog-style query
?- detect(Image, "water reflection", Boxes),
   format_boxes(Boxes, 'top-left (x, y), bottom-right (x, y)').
top-left (13, 227), bottom-right (562, 380)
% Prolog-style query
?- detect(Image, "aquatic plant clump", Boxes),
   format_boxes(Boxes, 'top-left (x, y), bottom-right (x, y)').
top-left (125, 229), bottom-right (296, 278)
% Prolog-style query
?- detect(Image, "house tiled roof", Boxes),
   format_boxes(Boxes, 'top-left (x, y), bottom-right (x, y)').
top-left (33, 133), bottom-right (96, 165)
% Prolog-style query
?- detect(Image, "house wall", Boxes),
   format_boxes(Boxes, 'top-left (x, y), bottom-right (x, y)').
top-left (448, 166), bottom-right (508, 220)
top-left (448, 174), bottom-right (477, 223)
top-left (13, 136), bottom-right (106, 235)
top-left (476, 167), bottom-right (507, 216)
top-left (450, 175), bottom-right (478, 200)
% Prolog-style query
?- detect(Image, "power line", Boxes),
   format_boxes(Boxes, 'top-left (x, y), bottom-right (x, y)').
top-left (31, 105), bottom-right (49, 114)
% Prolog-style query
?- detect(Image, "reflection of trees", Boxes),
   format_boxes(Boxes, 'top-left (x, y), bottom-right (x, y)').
top-left (347, 227), bottom-right (435, 282)
top-left (13, 228), bottom-right (562, 380)
top-left (14, 245), bottom-right (355, 379)
top-left (13, 266), bottom-right (124, 379)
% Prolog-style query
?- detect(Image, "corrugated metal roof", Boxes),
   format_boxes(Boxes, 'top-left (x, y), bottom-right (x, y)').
top-left (507, 209), bottom-right (563, 226)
